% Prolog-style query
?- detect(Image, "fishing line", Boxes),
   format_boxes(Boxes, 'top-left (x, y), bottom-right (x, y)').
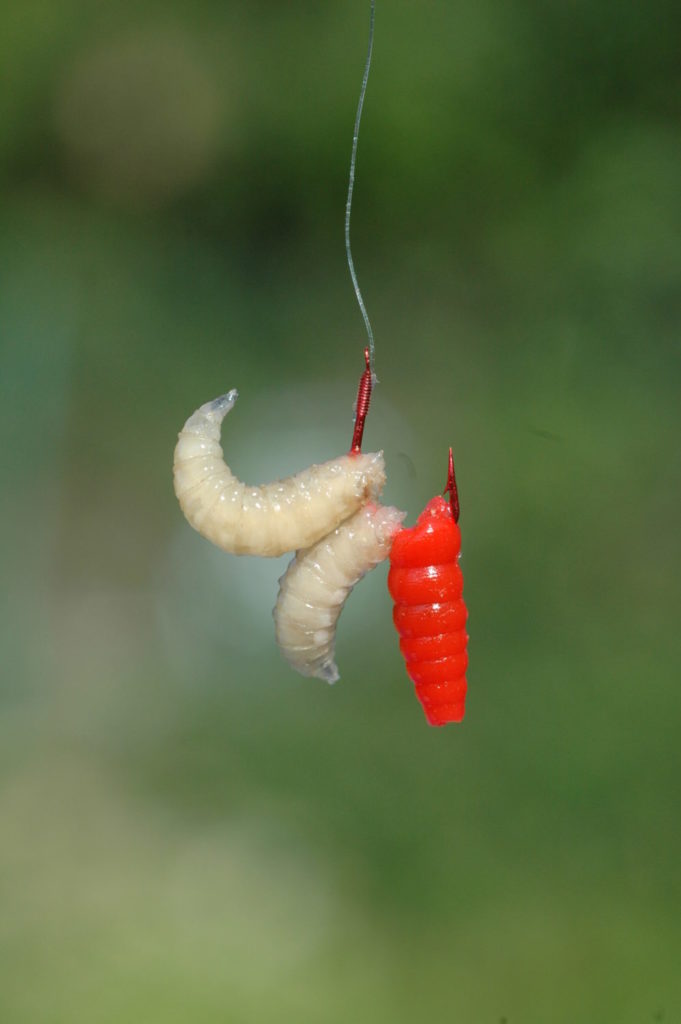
top-left (345, 0), bottom-right (376, 376)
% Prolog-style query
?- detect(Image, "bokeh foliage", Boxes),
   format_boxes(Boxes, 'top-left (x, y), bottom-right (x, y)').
top-left (1, 1), bottom-right (680, 1021)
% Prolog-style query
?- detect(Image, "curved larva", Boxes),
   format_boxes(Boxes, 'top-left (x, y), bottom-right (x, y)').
top-left (274, 503), bottom-right (406, 683)
top-left (173, 391), bottom-right (386, 557)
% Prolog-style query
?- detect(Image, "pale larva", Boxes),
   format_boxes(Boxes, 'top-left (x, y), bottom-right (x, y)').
top-left (274, 502), bottom-right (405, 683)
top-left (173, 390), bottom-right (386, 557)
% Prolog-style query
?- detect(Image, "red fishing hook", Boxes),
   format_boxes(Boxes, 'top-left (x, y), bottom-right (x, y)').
top-left (444, 446), bottom-right (460, 523)
top-left (350, 347), bottom-right (373, 454)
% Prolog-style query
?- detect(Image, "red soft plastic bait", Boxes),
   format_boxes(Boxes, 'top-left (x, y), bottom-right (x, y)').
top-left (388, 451), bottom-right (469, 725)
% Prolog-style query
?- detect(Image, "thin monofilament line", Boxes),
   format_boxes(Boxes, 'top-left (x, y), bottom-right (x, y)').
top-left (345, 0), bottom-right (376, 375)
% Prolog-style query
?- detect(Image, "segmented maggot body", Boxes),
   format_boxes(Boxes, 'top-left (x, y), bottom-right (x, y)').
top-left (274, 502), bottom-right (405, 683)
top-left (173, 391), bottom-right (386, 557)
top-left (388, 496), bottom-right (468, 725)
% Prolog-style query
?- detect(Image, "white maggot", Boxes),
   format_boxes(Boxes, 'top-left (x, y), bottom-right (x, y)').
top-left (273, 502), bottom-right (405, 683)
top-left (173, 391), bottom-right (386, 557)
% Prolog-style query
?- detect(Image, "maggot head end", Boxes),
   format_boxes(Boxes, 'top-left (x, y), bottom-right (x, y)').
top-left (210, 389), bottom-right (239, 413)
top-left (193, 389), bottom-right (239, 425)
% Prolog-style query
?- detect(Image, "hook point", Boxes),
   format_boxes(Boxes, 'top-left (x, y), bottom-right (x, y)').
top-left (444, 446), bottom-right (460, 523)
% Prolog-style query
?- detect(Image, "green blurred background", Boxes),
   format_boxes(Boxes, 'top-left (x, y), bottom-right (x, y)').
top-left (2, 1), bottom-right (680, 1021)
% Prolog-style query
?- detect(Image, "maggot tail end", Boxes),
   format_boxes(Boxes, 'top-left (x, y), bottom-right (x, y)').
top-left (319, 661), bottom-right (341, 686)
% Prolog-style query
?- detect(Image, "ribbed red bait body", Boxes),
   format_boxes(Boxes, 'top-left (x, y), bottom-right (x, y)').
top-left (388, 496), bottom-right (468, 726)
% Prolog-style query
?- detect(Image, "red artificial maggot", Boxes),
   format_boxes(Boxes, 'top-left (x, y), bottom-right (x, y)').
top-left (388, 449), bottom-right (469, 726)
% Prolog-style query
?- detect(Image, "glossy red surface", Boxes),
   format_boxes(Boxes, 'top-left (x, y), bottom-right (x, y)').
top-left (399, 629), bottom-right (468, 663)
top-left (389, 497), bottom-right (461, 568)
top-left (387, 562), bottom-right (463, 605)
top-left (388, 495), bottom-right (469, 726)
